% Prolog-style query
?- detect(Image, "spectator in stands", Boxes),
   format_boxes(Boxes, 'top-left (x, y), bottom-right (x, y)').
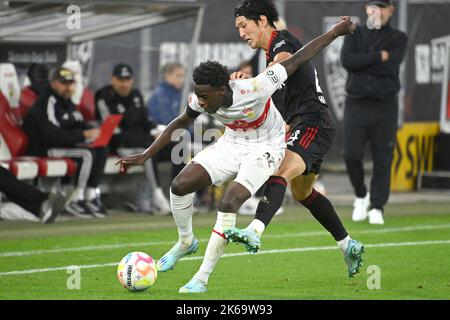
top-left (0, 166), bottom-right (65, 223)
top-left (147, 63), bottom-right (186, 183)
top-left (22, 67), bottom-right (108, 219)
top-left (95, 63), bottom-right (171, 214)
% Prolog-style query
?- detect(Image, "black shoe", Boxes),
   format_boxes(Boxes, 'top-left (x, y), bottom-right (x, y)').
top-left (40, 192), bottom-right (66, 224)
top-left (65, 200), bottom-right (94, 219)
top-left (85, 198), bottom-right (108, 219)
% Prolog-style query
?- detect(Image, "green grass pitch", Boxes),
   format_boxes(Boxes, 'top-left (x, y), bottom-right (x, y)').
top-left (0, 201), bottom-right (449, 300)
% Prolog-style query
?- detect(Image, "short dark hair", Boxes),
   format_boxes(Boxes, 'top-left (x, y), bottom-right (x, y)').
top-left (234, 0), bottom-right (279, 28)
top-left (193, 61), bottom-right (229, 87)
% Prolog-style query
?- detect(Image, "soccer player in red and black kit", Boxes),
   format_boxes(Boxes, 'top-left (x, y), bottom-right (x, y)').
top-left (227, 0), bottom-right (364, 277)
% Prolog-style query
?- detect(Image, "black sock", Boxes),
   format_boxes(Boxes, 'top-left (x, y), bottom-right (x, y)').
top-left (299, 189), bottom-right (348, 241)
top-left (255, 176), bottom-right (287, 227)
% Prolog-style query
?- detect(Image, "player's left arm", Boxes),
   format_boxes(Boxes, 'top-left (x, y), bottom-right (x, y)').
top-left (280, 16), bottom-right (356, 77)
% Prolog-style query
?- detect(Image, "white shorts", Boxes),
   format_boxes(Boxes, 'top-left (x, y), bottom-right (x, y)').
top-left (191, 138), bottom-right (285, 195)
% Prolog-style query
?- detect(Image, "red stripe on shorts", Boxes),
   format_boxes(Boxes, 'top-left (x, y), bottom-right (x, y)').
top-left (303, 127), bottom-right (318, 149)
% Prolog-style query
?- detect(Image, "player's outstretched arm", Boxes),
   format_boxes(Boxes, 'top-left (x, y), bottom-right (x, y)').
top-left (116, 111), bottom-right (195, 172)
top-left (280, 16), bottom-right (356, 76)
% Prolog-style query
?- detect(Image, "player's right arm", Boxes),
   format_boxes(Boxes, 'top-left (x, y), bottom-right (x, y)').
top-left (115, 107), bottom-right (200, 172)
top-left (280, 16), bottom-right (356, 77)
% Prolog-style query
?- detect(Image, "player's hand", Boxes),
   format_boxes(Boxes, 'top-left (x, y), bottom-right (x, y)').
top-left (332, 16), bottom-right (357, 37)
top-left (381, 50), bottom-right (390, 62)
top-left (115, 153), bottom-right (147, 174)
top-left (284, 122), bottom-right (291, 134)
top-left (230, 70), bottom-right (251, 80)
top-left (83, 128), bottom-right (100, 139)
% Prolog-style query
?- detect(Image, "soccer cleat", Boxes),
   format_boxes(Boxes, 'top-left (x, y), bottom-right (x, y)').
top-left (224, 227), bottom-right (261, 253)
top-left (179, 278), bottom-right (207, 293)
top-left (65, 200), bottom-right (94, 219)
top-left (157, 238), bottom-right (199, 272)
top-left (368, 208), bottom-right (384, 224)
top-left (85, 198), bottom-right (108, 219)
top-left (352, 193), bottom-right (370, 222)
top-left (40, 192), bottom-right (66, 224)
top-left (344, 239), bottom-right (365, 278)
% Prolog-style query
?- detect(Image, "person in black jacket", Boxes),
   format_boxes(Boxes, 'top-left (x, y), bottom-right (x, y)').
top-left (95, 63), bottom-right (171, 214)
top-left (341, 0), bottom-right (408, 224)
top-left (22, 67), bottom-right (108, 219)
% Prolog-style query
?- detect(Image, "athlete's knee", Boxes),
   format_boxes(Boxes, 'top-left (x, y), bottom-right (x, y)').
top-left (277, 161), bottom-right (305, 180)
top-left (291, 185), bottom-right (313, 201)
top-left (171, 174), bottom-right (193, 196)
top-left (218, 192), bottom-right (249, 213)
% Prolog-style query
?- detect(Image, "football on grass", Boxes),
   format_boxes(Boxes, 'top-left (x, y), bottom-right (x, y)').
top-left (117, 252), bottom-right (157, 291)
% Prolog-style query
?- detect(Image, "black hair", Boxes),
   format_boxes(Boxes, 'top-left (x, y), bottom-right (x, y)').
top-left (193, 61), bottom-right (229, 87)
top-left (234, 0), bottom-right (279, 28)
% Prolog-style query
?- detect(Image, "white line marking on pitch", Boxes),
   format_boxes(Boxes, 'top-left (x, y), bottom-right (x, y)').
top-left (1, 239), bottom-right (449, 277)
top-left (1, 223), bottom-right (450, 258)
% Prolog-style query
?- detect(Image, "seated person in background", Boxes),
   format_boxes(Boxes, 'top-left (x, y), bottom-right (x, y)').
top-left (95, 63), bottom-right (171, 214)
top-left (0, 166), bottom-right (65, 224)
top-left (147, 63), bottom-right (186, 185)
top-left (22, 67), bottom-right (108, 219)
top-left (26, 63), bottom-right (50, 96)
top-left (18, 63), bottom-right (50, 121)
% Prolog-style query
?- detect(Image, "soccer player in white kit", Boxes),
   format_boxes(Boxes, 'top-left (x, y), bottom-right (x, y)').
top-left (117, 17), bottom-right (356, 293)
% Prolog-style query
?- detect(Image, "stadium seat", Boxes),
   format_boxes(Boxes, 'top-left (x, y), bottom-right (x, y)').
top-left (19, 86), bottom-right (38, 120)
top-left (0, 91), bottom-right (77, 179)
top-left (77, 88), bottom-right (96, 121)
top-left (0, 63), bottom-right (22, 124)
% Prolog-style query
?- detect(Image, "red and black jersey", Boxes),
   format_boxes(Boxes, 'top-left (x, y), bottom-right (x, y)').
top-left (267, 30), bottom-right (334, 129)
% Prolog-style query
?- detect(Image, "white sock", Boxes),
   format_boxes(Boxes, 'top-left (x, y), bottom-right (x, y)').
top-left (246, 219), bottom-right (265, 237)
top-left (170, 189), bottom-right (195, 248)
top-left (337, 235), bottom-right (351, 254)
top-left (85, 187), bottom-right (97, 201)
top-left (73, 187), bottom-right (85, 201)
top-left (194, 211), bottom-right (236, 285)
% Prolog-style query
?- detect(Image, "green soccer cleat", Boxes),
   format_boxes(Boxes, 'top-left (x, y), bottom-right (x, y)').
top-left (224, 227), bottom-right (261, 253)
top-left (344, 239), bottom-right (365, 278)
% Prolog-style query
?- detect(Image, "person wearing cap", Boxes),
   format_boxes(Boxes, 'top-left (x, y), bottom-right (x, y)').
top-left (341, 0), bottom-right (408, 224)
top-left (22, 67), bottom-right (108, 219)
top-left (95, 63), bottom-right (171, 215)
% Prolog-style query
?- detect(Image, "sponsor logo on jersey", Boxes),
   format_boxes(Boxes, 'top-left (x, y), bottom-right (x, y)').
top-left (273, 40), bottom-right (286, 52)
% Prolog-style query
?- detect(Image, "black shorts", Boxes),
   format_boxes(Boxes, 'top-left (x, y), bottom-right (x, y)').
top-left (285, 123), bottom-right (335, 175)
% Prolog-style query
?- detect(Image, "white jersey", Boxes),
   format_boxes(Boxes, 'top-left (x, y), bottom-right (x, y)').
top-left (189, 63), bottom-right (288, 147)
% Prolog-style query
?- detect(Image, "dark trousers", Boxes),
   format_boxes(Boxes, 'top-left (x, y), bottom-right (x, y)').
top-left (52, 147), bottom-right (108, 188)
top-left (0, 166), bottom-right (47, 215)
top-left (343, 98), bottom-right (398, 210)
